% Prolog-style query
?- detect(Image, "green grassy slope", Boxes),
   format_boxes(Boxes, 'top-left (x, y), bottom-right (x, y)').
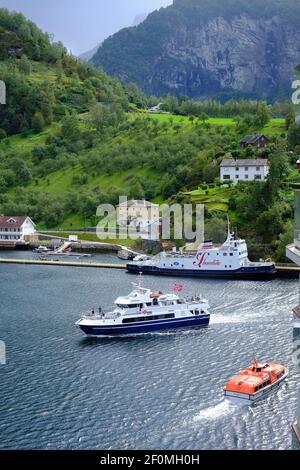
top-left (2, 111), bottom-right (288, 231)
top-left (145, 113), bottom-right (286, 135)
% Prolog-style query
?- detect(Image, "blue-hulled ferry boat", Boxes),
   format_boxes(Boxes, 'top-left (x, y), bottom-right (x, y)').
top-left (76, 277), bottom-right (210, 337)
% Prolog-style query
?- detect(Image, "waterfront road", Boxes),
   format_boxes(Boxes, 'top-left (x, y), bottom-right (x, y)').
top-left (0, 257), bottom-right (126, 269)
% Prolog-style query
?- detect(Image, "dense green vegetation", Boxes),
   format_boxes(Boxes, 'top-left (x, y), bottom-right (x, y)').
top-left (1, 106), bottom-right (295, 260)
top-left (0, 113), bottom-right (245, 227)
top-left (146, 114), bottom-right (286, 137)
top-left (157, 96), bottom-right (291, 119)
top-left (1, 8), bottom-right (300, 261)
top-left (0, 8), bottom-right (129, 136)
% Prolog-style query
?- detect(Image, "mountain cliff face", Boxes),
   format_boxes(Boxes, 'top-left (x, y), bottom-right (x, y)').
top-left (79, 14), bottom-right (148, 62)
top-left (91, 0), bottom-right (300, 101)
top-left (79, 44), bottom-right (101, 62)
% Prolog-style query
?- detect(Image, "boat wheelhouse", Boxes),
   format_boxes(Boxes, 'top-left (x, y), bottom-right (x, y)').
top-left (224, 360), bottom-right (288, 404)
top-left (76, 277), bottom-right (210, 337)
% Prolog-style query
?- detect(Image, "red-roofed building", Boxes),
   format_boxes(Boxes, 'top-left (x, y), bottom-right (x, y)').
top-left (0, 216), bottom-right (36, 244)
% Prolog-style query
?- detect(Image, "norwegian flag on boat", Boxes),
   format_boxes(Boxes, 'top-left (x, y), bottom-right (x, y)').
top-left (173, 283), bottom-right (184, 293)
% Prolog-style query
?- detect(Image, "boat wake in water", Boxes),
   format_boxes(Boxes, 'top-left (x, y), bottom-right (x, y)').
top-left (193, 400), bottom-right (238, 422)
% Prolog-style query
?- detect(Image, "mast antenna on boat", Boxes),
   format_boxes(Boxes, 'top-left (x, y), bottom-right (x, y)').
top-left (253, 357), bottom-right (258, 368)
top-left (226, 215), bottom-right (231, 237)
top-left (138, 272), bottom-right (143, 288)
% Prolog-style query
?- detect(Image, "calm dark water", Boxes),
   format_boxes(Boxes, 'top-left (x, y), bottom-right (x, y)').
top-left (0, 256), bottom-right (299, 450)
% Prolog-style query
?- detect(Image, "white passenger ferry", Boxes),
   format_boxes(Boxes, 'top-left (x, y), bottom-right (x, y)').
top-left (127, 229), bottom-right (275, 279)
top-left (76, 277), bottom-right (210, 336)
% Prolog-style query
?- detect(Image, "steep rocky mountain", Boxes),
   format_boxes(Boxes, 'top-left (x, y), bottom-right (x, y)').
top-left (80, 13), bottom-right (148, 62)
top-left (91, 0), bottom-right (300, 101)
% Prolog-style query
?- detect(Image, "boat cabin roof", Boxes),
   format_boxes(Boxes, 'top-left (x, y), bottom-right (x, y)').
top-left (114, 288), bottom-right (178, 305)
top-left (225, 362), bottom-right (286, 394)
top-left (226, 374), bottom-right (264, 394)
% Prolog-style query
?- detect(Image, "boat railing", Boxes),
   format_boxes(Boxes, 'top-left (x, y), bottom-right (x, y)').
top-left (81, 307), bottom-right (117, 320)
top-left (183, 296), bottom-right (204, 304)
top-left (82, 310), bottom-right (104, 320)
top-left (81, 312), bottom-right (101, 320)
top-left (163, 253), bottom-right (195, 258)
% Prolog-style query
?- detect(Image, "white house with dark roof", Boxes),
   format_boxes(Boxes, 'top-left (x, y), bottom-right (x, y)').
top-left (0, 216), bottom-right (36, 243)
top-left (220, 159), bottom-right (269, 184)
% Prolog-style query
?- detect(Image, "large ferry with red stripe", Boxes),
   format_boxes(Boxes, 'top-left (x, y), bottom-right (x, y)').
top-left (127, 229), bottom-right (275, 279)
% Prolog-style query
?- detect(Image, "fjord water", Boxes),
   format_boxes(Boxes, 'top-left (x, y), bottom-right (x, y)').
top-left (0, 259), bottom-right (299, 450)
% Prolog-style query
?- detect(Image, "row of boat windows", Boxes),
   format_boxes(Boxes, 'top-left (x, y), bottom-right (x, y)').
top-left (117, 303), bottom-right (152, 308)
top-left (254, 380), bottom-right (271, 392)
top-left (122, 313), bottom-right (175, 324)
top-left (198, 252), bottom-right (235, 257)
top-left (163, 263), bottom-right (234, 269)
top-left (198, 252), bottom-right (246, 257)
top-left (117, 300), bottom-right (182, 308)
top-left (0, 236), bottom-right (20, 240)
top-left (254, 370), bottom-right (285, 392)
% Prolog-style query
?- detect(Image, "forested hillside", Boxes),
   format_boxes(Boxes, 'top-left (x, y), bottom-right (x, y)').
top-left (0, 8), bottom-right (129, 136)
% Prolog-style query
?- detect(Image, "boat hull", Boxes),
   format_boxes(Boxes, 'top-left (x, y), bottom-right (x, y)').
top-left (224, 372), bottom-right (288, 405)
top-left (127, 264), bottom-right (276, 280)
top-left (77, 315), bottom-right (210, 337)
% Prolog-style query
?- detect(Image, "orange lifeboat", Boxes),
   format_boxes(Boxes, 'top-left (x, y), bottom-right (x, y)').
top-left (224, 360), bottom-right (288, 404)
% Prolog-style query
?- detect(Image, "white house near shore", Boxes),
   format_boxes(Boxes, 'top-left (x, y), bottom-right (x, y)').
top-left (0, 216), bottom-right (36, 243)
top-left (220, 159), bottom-right (269, 184)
